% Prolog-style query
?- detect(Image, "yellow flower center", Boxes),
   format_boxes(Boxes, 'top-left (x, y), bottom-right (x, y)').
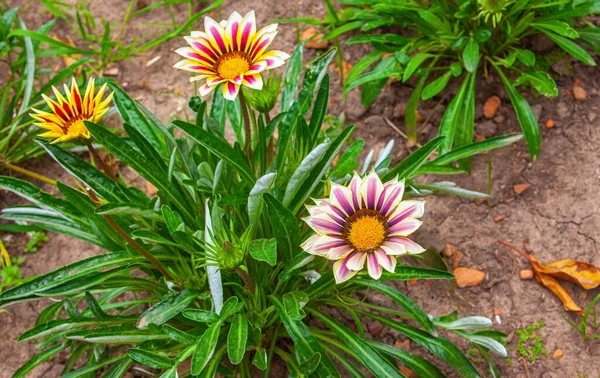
top-left (346, 212), bottom-right (387, 251)
top-left (215, 51), bottom-right (250, 80)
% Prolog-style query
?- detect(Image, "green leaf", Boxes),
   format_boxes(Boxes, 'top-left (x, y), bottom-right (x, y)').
top-left (12, 345), bottom-right (64, 378)
top-left (463, 39), bottom-right (479, 73)
top-left (272, 297), bottom-right (340, 377)
top-left (264, 194), bottom-right (301, 264)
top-left (0, 176), bottom-right (83, 223)
top-left (514, 48), bottom-right (536, 67)
top-left (309, 74), bottom-right (330, 144)
top-left (249, 238), bottom-right (278, 266)
top-left (422, 71), bottom-right (452, 100)
top-left (227, 314), bottom-right (248, 365)
top-left (281, 43), bottom-right (304, 111)
top-left (66, 326), bottom-right (169, 344)
top-left (137, 289), bottom-right (200, 329)
top-left (9, 29), bottom-right (98, 55)
top-left (344, 50), bottom-right (385, 92)
top-left (183, 309), bottom-right (221, 324)
top-left (432, 133), bottom-right (523, 165)
top-left (85, 122), bottom-right (194, 224)
top-left (579, 27), bottom-right (600, 54)
top-left (284, 142), bottom-right (329, 205)
top-left (289, 125), bottom-right (355, 215)
top-left (331, 140), bottom-right (364, 178)
top-left (38, 141), bottom-right (127, 203)
top-left (173, 120), bottom-right (255, 184)
top-left (127, 348), bottom-right (174, 369)
top-left (403, 53), bottom-right (432, 82)
top-left (355, 279), bottom-right (437, 336)
top-left (380, 266), bottom-right (454, 281)
top-left (453, 72), bottom-right (477, 172)
top-left (437, 74), bottom-right (472, 153)
top-left (307, 308), bottom-right (403, 378)
top-left (383, 136), bottom-right (444, 181)
top-left (474, 29), bottom-right (492, 43)
top-left (405, 74), bottom-right (427, 141)
top-left (162, 324), bottom-right (196, 344)
top-left (364, 313), bottom-right (481, 378)
top-left (19, 317), bottom-right (128, 342)
top-left (0, 252), bottom-right (168, 305)
top-left (544, 31), bottom-right (596, 66)
top-left (253, 348), bottom-right (268, 370)
top-left (220, 296), bottom-right (243, 319)
top-left (101, 358), bottom-right (132, 378)
top-left (494, 66), bottom-right (541, 160)
top-left (62, 355), bottom-right (126, 378)
top-left (108, 82), bottom-right (167, 155)
top-left (369, 341), bottom-right (445, 378)
top-left (515, 71), bottom-right (558, 97)
top-left (532, 20), bottom-right (579, 38)
top-left (199, 344), bottom-right (227, 378)
top-left (191, 321), bottom-right (222, 375)
top-left (248, 173), bottom-right (276, 225)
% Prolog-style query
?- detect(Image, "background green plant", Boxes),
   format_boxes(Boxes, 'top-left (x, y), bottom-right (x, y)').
top-left (0, 7), bottom-right (87, 183)
top-left (292, 0), bottom-right (600, 166)
top-left (0, 47), bottom-right (518, 377)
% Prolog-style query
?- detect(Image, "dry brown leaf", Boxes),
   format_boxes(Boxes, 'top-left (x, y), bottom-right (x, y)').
top-left (454, 267), bottom-right (485, 288)
top-left (533, 271), bottom-right (584, 315)
top-left (499, 241), bottom-right (597, 316)
top-left (535, 259), bottom-right (600, 289)
top-left (520, 269), bottom-right (534, 280)
top-left (300, 28), bottom-right (329, 49)
top-left (483, 96), bottom-right (501, 118)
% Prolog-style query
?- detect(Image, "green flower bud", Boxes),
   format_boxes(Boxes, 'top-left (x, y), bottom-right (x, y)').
top-left (243, 71), bottom-right (282, 114)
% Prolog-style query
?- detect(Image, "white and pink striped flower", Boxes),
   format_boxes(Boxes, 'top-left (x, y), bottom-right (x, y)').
top-left (301, 172), bottom-right (426, 284)
top-left (173, 10), bottom-right (289, 100)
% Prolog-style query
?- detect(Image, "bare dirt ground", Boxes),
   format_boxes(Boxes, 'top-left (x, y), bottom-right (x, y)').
top-left (1, 0), bottom-right (600, 377)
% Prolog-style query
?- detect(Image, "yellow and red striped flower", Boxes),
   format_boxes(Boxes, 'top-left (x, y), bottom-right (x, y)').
top-left (30, 78), bottom-right (113, 144)
top-left (301, 172), bottom-right (426, 284)
top-left (174, 10), bottom-right (289, 100)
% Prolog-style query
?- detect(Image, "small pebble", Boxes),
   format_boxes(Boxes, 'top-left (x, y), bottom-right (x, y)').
top-left (520, 269), bottom-right (534, 280)
top-left (573, 86), bottom-right (587, 100)
top-left (552, 348), bottom-right (564, 360)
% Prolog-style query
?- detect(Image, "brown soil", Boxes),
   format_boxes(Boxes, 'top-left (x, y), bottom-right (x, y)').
top-left (2, 0), bottom-right (600, 377)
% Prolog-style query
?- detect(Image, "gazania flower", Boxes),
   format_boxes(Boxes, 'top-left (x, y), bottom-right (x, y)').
top-left (174, 10), bottom-right (289, 101)
top-left (30, 78), bottom-right (113, 144)
top-left (301, 172), bottom-right (426, 284)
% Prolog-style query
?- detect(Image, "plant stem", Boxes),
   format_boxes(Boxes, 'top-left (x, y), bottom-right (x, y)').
top-left (87, 143), bottom-right (116, 180)
top-left (238, 90), bottom-right (252, 155)
top-left (86, 188), bottom-right (173, 281)
top-left (2, 162), bottom-right (57, 186)
top-left (235, 267), bottom-right (255, 293)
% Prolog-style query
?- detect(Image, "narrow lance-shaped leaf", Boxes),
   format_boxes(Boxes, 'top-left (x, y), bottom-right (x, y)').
top-left (272, 296), bottom-right (340, 377)
top-left (307, 308), bottom-right (404, 378)
top-left (227, 314), bottom-right (248, 365)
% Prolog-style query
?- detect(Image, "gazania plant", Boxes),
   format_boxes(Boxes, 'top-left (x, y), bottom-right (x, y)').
top-left (1, 10), bottom-right (522, 378)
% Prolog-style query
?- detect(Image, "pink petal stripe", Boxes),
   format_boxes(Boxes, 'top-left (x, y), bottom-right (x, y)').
top-left (367, 253), bottom-right (382, 280)
top-left (388, 219), bottom-right (422, 237)
top-left (388, 201), bottom-right (425, 226)
top-left (375, 249), bottom-right (396, 272)
top-left (346, 251), bottom-right (367, 271)
top-left (387, 237), bottom-right (425, 254)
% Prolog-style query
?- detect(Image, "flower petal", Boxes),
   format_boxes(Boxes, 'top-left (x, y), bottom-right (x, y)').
top-left (302, 234), bottom-right (347, 255)
top-left (239, 10), bottom-right (257, 52)
top-left (387, 237), bottom-right (426, 254)
top-left (204, 16), bottom-right (228, 54)
top-left (333, 255), bottom-right (358, 284)
top-left (242, 74), bottom-right (263, 90)
top-left (388, 200), bottom-right (425, 226)
top-left (379, 240), bottom-right (407, 256)
top-left (379, 180), bottom-right (405, 215)
top-left (367, 253), bottom-right (382, 280)
top-left (348, 172), bottom-right (362, 210)
top-left (225, 11), bottom-right (242, 51)
top-left (388, 219), bottom-right (423, 237)
top-left (245, 60), bottom-right (268, 75)
top-left (174, 59), bottom-right (215, 74)
top-left (199, 82), bottom-right (217, 97)
top-left (375, 249), bottom-right (396, 273)
top-left (222, 81), bottom-right (240, 101)
top-left (346, 251), bottom-right (367, 271)
top-left (329, 183), bottom-right (356, 216)
top-left (359, 171), bottom-right (384, 210)
top-left (327, 245), bottom-right (353, 260)
top-left (303, 213), bottom-right (343, 235)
